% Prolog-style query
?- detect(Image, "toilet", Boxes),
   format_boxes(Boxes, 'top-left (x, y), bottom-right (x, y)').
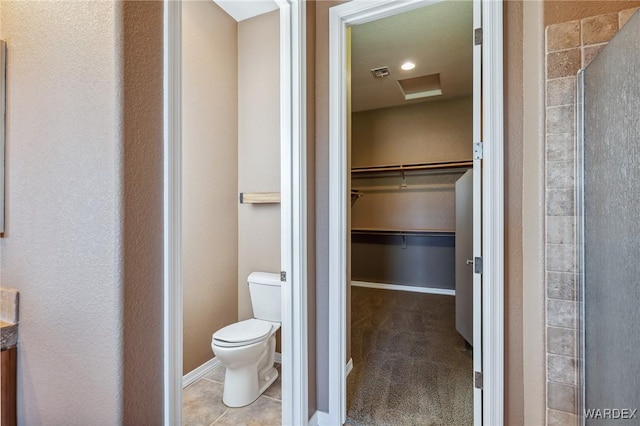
top-left (211, 272), bottom-right (281, 407)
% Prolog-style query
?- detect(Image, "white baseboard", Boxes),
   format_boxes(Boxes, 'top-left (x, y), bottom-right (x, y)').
top-left (308, 410), bottom-right (318, 426)
top-left (183, 357), bottom-right (222, 388)
top-left (345, 358), bottom-right (353, 377)
top-left (314, 410), bottom-right (330, 426)
top-left (308, 362), bottom-right (351, 426)
top-left (351, 280), bottom-right (455, 296)
top-left (183, 351), bottom-right (282, 389)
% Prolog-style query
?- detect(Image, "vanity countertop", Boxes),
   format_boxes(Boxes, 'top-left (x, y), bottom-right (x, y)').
top-left (0, 321), bottom-right (17, 350)
top-left (0, 287), bottom-right (19, 350)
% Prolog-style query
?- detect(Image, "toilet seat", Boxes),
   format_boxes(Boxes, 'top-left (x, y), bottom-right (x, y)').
top-left (212, 319), bottom-right (273, 348)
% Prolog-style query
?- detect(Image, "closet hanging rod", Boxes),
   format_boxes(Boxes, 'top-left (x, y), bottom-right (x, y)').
top-left (351, 227), bottom-right (454, 237)
top-left (351, 160), bottom-right (473, 174)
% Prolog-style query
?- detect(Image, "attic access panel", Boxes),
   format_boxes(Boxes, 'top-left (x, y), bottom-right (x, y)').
top-left (397, 73), bottom-right (442, 100)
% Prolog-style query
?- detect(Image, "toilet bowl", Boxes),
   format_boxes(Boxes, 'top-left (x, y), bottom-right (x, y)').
top-left (211, 272), bottom-right (281, 407)
top-left (212, 318), bottom-right (281, 407)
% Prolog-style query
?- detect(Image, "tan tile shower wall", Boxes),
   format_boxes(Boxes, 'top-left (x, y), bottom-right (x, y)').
top-left (544, 8), bottom-right (639, 425)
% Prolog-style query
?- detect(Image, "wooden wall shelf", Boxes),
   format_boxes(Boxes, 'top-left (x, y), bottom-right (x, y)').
top-left (239, 192), bottom-right (280, 204)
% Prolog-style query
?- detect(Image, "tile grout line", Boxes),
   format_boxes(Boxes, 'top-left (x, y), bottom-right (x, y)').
top-left (546, 103), bottom-right (577, 109)
top-left (546, 46), bottom-right (581, 55)
top-left (261, 394), bottom-right (282, 403)
top-left (546, 104), bottom-right (575, 110)
top-left (210, 408), bottom-right (229, 426)
top-left (546, 298), bottom-right (578, 304)
top-left (546, 41), bottom-right (609, 55)
top-left (548, 353), bottom-right (579, 360)
top-left (547, 324), bottom-right (579, 331)
top-left (185, 372), bottom-right (281, 424)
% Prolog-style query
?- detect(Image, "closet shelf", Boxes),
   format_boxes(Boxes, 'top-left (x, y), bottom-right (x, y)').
top-left (351, 160), bottom-right (473, 175)
top-left (239, 192), bottom-right (280, 204)
top-left (351, 227), bottom-right (454, 237)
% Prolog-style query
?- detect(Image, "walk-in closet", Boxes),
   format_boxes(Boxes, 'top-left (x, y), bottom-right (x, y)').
top-left (345, 1), bottom-right (475, 424)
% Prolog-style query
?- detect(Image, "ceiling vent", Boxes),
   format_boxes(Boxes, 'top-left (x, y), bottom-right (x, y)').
top-left (370, 66), bottom-right (391, 78)
top-left (397, 73), bottom-right (442, 100)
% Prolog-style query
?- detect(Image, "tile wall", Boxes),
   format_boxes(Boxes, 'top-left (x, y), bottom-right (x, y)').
top-left (544, 7), bottom-right (639, 425)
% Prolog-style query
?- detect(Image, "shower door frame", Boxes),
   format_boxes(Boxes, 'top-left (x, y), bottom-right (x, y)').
top-left (327, 0), bottom-right (504, 424)
top-left (163, 1), bottom-right (308, 425)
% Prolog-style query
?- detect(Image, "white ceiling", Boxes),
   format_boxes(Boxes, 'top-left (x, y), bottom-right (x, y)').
top-left (213, 0), bottom-right (278, 22)
top-left (351, 1), bottom-right (473, 112)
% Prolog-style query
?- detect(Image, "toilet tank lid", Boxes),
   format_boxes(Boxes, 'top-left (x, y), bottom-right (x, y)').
top-left (248, 272), bottom-right (281, 286)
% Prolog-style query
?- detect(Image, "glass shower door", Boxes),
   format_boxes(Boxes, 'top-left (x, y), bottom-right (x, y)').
top-left (578, 10), bottom-right (640, 425)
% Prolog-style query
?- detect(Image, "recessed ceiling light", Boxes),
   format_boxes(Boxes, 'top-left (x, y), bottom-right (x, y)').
top-left (401, 62), bottom-right (416, 71)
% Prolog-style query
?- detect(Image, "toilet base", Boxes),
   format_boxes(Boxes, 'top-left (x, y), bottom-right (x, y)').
top-left (222, 365), bottom-right (278, 408)
top-left (219, 334), bottom-right (278, 408)
top-left (258, 366), bottom-right (278, 395)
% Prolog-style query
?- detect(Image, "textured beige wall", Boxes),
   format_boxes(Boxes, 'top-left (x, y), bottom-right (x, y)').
top-left (521, 1), bottom-right (546, 425)
top-left (352, 97), bottom-right (473, 167)
top-left (351, 97), bottom-right (473, 236)
top-left (0, 3), bottom-right (122, 422)
top-left (351, 175), bottom-right (460, 231)
top-left (0, 1), bottom-right (164, 423)
top-left (238, 11), bottom-right (281, 321)
top-left (121, 2), bottom-right (165, 422)
top-left (182, 1), bottom-right (239, 375)
top-left (504, 1), bottom-right (526, 423)
top-left (545, 0), bottom-right (640, 25)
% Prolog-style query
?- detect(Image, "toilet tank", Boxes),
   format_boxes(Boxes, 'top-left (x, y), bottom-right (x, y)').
top-left (248, 272), bottom-right (281, 322)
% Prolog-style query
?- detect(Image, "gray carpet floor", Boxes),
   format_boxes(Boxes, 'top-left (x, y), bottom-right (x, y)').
top-left (346, 287), bottom-right (473, 426)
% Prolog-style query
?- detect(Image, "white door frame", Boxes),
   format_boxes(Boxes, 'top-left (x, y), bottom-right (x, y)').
top-left (327, 1), bottom-right (504, 425)
top-left (163, 1), bottom-right (308, 425)
top-left (472, 0), bottom-right (482, 421)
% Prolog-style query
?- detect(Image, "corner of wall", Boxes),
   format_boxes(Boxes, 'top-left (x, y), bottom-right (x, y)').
top-left (237, 10), bottom-right (281, 321)
top-left (182, 0), bottom-right (239, 375)
top-left (521, 0), bottom-right (546, 424)
top-left (1, 1), bottom-right (137, 423)
top-left (120, 1), bottom-right (165, 423)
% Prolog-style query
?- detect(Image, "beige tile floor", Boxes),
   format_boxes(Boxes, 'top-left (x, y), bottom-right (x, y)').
top-left (183, 364), bottom-right (281, 426)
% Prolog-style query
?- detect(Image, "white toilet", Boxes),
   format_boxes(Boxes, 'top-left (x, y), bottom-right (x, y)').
top-left (211, 272), bottom-right (281, 407)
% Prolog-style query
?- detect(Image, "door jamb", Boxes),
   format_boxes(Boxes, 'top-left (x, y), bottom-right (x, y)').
top-left (327, 0), bottom-right (504, 424)
top-left (164, 2), bottom-right (182, 424)
top-left (163, 1), bottom-right (308, 425)
top-left (479, 2), bottom-right (505, 424)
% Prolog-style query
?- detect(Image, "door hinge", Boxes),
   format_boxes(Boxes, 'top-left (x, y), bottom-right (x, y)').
top-left (473, 142), bottom-right (483, 160)
top-left (475, 371), bottom-right (483, 389)
top-left (280, 271), bottom-right (286, 282)
top-left (474, 28), bottom-right (483, 46)
top-left (474, 257), bottom-right (483, 274)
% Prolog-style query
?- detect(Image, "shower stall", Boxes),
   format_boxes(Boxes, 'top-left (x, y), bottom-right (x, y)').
top-left (577, 10), bottom-right (640, 425)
